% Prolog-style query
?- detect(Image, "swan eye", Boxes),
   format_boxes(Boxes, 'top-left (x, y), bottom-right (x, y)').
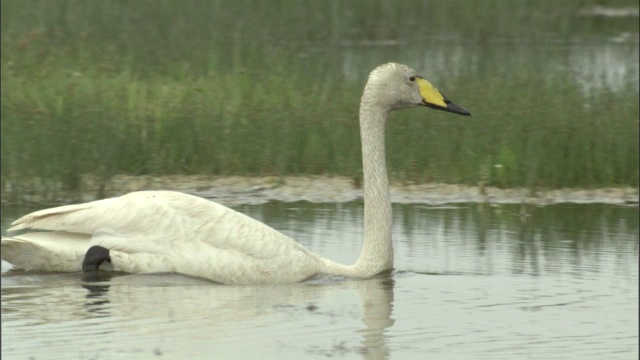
top-left (409, 76), bottom-right (416, 82)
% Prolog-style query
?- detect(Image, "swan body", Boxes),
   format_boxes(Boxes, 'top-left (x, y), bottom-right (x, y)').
top-left (1, 63), bottom-right (470, 285)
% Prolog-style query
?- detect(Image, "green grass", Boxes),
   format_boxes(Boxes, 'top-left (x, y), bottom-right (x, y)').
top-left (1, 0), bottom-right (638, 200)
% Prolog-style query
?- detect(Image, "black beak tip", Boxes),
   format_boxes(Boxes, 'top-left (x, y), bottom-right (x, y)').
top-left (447, 102), bottom-right (472, 116)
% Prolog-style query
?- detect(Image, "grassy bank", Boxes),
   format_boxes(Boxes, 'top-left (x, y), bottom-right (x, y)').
top-left (1, 0), bottom-right (638, 200)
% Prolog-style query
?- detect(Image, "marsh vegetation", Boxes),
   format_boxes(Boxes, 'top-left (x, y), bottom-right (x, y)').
top-left (1, 0), bottom-right (638, 201)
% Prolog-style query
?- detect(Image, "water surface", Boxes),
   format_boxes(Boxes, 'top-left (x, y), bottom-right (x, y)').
top-left (2, 202), bottom-right (638, 359)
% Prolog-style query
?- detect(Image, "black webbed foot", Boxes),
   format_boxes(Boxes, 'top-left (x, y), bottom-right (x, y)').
top-left (82, 245), bottom-right (111, 273)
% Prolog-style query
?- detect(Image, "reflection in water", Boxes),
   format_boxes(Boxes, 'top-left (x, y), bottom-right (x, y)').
top-left (2, 272), bottom-right (397, 359)
top-left (237, 202), bottom-right (638, 278)
top-left (356, 277), bottom-right (395, 360)
top-left (82, 283), bottom-right (112, 317)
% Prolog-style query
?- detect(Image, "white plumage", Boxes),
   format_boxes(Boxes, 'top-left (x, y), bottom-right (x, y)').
top-left (1, 63), bottom-right (470, 284)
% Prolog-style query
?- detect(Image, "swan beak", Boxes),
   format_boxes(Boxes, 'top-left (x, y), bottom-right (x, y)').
top-left (416, 77), bottom-right (471, 116)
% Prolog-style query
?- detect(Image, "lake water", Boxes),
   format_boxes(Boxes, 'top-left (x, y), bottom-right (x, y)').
top-left (1, 201), bottom-right (638, 359)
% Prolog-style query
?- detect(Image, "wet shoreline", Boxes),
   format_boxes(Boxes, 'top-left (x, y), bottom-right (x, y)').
top-left (3, 175), bottom-right (637, 206)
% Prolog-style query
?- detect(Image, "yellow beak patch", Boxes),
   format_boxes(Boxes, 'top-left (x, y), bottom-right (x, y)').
top-left (415, 76), bottom-right (471, 116)
top-left (416, 77), bottom-right (448, 108)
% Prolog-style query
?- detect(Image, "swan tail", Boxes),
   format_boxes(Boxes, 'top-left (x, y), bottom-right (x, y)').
top-left (1, 232), bottom-right (91, 272)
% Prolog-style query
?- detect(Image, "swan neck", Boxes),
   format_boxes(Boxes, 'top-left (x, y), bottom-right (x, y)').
top-left (355, 102), bottom-right (394, 276)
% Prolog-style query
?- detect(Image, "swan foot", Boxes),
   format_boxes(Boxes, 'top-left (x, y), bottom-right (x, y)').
top-left (82, 245), bottom-right (111, 280)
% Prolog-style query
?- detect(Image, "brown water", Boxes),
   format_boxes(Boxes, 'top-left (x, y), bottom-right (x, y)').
top-left (2, 201), bottom-right (638, 359)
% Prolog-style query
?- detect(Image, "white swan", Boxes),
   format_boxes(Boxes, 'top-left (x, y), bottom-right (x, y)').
top-left (1, 63), bottom-right (470, 285)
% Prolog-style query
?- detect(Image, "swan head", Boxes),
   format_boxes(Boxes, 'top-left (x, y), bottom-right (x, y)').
top-left (363, 63), bottom-right (471, 116)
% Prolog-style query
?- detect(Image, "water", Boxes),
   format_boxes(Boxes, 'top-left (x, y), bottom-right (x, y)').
top-left (2, 201), bottom-right (638, 359)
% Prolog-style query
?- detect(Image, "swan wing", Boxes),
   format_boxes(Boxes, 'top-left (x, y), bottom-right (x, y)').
top-left (9, 191), bottom-right (293, 253)
top-left (4, 191), bottom-right (320, 283)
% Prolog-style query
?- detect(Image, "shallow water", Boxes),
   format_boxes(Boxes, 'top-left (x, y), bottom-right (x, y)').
top-left (1, 201), bottom-right (638, 359)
